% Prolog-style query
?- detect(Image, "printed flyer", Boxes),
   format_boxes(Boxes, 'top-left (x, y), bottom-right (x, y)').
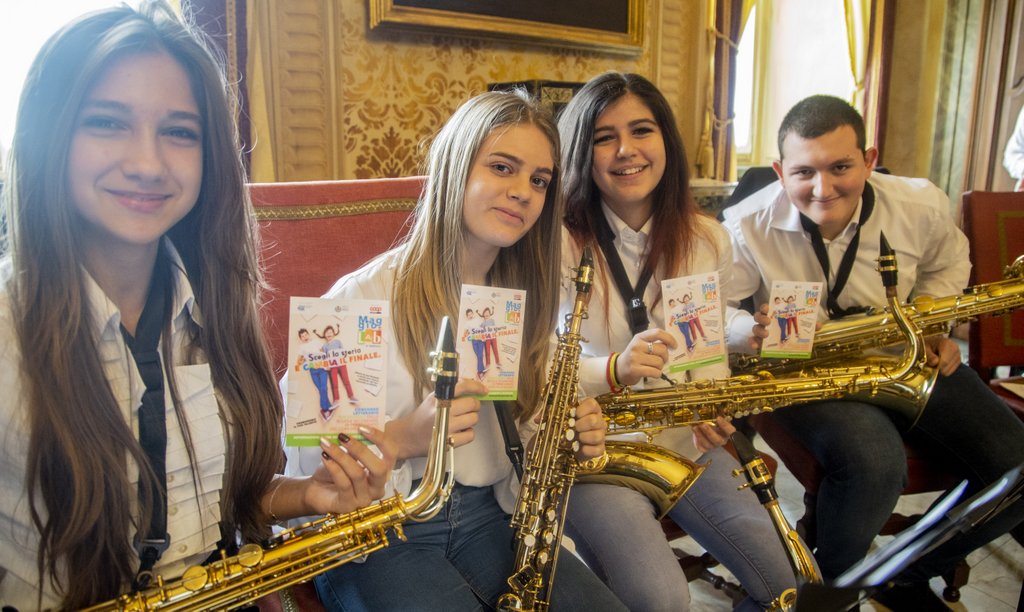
top-left (661, 271), bottom-right (726, 373)
top-left (761, 281), bottom-right (824, 359)
top-left (285, 296), bottom-right (387, 446)
top-left (455, 284), bottom-right (526, 401)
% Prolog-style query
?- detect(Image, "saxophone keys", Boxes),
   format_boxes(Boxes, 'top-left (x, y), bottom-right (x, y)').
top-left (237, 542), bottom-right (264, 568)
top-left (181, 564), bottom-right (211, 592)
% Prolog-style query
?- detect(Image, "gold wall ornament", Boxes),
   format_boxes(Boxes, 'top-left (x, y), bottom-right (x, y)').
top-left (368, 0), bottom-right (645, 55)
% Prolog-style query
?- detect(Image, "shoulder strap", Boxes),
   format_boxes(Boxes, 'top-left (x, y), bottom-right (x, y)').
top-left (121, 249), bottom-right (172, 591)
top-left (798, 183), bottom-right (876, 319)
top-left (493, 400), bottom-right (524, 481)
top-left (594, 212), bottom-right (654, 334)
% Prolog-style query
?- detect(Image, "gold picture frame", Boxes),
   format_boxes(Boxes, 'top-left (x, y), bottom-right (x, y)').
top-left (368, 0), bottom-right (645, 55)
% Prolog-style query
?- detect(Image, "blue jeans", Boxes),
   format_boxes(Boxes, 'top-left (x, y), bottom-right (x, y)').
top-left (676, 322), bottom-right (694, 351)
top-left (769, 364), bottom-right (1024, 580)
top-left (309, 368), bottom-right (331, 410)
top-left (564, 445), bottom-right (799, 611)
top-left (314, 483), bottom-right (627, 611)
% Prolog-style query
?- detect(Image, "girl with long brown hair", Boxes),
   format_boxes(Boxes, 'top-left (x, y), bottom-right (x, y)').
top-left (558, 71), bottom-right (798, 611)
top-left (0, 4), bottom-right (393, 609)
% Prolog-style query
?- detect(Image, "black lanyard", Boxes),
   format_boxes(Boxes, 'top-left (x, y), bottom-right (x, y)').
top-left (120, 250), bottom-right (172, 591)
top-left (798, 184), bottom-right (875, 320)
top-left (494, 401), bottom-right (524, 481)
top-left (595, 211), bottom-right (653, 334)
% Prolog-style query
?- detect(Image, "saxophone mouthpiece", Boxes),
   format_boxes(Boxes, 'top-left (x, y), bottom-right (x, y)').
top-left (428, 316), bottom-right (459, 401)
top-left (877, 231), bottom-right (898, 293)
top-left (575, 247), bottom-right (595, 294)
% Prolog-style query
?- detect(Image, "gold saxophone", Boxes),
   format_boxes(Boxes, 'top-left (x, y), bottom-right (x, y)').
top-left (730, 430), bottom-right (821, 612)
top-left (595, 234), bottom-right (933, 436)
top-left (498, 248), bottom-right (702, 612)
top-left (86, 318), bottom-right (460, 611)
top-left (732, 254), bottom-right (1024, 379)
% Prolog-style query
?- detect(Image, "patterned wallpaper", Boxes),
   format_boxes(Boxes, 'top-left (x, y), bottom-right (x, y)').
top-left (251, 0), bottom-right (704, 182)
top-left (340, 0), bottom-right (653, 179)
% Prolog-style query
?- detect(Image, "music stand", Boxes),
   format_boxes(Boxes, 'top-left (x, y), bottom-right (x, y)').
top-left (794, 463), bottom-right (1024, 611)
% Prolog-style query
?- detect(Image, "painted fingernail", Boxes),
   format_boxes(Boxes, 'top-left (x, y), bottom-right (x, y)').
top-left (321, 451), bottom-right (330, 460)
top-left (338, 432), bottom-right (351, 443)
top-left (319, 436), bottom-right (331, 448)
top-left (357, 426), bottom-right (371, 436)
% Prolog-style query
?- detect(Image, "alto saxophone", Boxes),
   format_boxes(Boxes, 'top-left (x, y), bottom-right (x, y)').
top-left (86, 318), bottom-right (460, 611)
top-left (596, 233), bottom-right (933, 435)
top-left (732, 254), bottom-right (1024, 378)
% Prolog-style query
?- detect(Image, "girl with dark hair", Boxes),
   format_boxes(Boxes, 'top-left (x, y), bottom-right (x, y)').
top-left (0, 4), bottom-right (393, 609)
top-left (557, 71), bottom-right (799, 611)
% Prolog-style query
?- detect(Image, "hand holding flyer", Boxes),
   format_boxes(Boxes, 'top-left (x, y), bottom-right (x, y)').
top-left (285, 296), bottom-right (388, 446)
top-left (760, 281), bottom-right (823, 358)
top-left (661, 272), bottom-right (726, 373)
top-left (455, 284), bottom-right (526, 400)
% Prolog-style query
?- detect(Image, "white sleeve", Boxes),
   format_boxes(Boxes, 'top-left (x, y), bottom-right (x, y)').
top-left (722, 213), bottom-right (762, 354)
top-left (1004, 107), bottom-right (1024, 180)
top-left (913, 190), bottom-right (972, 298)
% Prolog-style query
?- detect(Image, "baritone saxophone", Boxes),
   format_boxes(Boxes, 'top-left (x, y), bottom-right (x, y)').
top-left (596, 233), bottom-right (933, 436)
top-left (86, 318), bottom-right (460, 612)
top-left (732, 254), bottom-right (1024, 377)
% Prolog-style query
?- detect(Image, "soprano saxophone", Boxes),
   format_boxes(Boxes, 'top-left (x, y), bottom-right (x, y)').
top-left (86, 318), bottom-right (459, 612)
top-left (596, 233), bottom-right (933, 435)
top-left (496, 247), bottom-right (605, 612)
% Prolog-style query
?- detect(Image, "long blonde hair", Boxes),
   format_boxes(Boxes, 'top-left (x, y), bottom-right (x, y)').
top-left (389, 89), bottom-right (563, 420)
top-left (2, 3), bottom-right (281, 607)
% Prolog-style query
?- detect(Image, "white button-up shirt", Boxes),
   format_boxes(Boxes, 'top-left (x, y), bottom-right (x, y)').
top-left (722, 172), bottom-right (971, 353)
top-left (0, 246), bottom-right (226, 610)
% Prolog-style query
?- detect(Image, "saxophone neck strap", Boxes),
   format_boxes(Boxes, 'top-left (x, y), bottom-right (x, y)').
top-left (594, 211), bottom-right (653, 335)
top-left (121, 247), bottom-right (172, 591)
top-left (494, 400), bottom-right (524, 481)
top-left (799, 182), bottom-right (875, 320)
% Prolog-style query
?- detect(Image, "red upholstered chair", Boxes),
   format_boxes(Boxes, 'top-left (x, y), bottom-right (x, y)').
top-left (249, 177), bottom-right (423, 611)
top-left (960, 190), bottom-right (1024, 419)
top-left (250, 177), bottom-right (423, 378)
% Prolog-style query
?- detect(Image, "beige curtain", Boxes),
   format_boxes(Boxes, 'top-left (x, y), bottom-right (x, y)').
top-left (698, 0), bottom-right (753, 181)
top-left (246, 2), bottom-right (277, 183)
top-left (844, 0), bottom-right (890, 149)
top-left (844, 0), bottom-right (870, 112)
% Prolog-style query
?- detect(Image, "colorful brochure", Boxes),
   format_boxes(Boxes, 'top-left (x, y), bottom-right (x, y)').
top-left (285, 296), bottom-right (387, 446)
top-left (760, 281), bottom-right (823, 359)
top-left (661, 271), bottom-right (726, 373)
top-left (455, 284), bottom-right (526, 401)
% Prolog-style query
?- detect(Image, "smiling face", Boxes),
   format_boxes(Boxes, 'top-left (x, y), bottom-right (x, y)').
top-left (590, 93), bottom-right (666, 223)
top-left (68, 51), bottom-right (202, 265)
top-left (773, 125), bottom-right (877, 240)
top-left (462, 122), bottom-right (554, 269)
